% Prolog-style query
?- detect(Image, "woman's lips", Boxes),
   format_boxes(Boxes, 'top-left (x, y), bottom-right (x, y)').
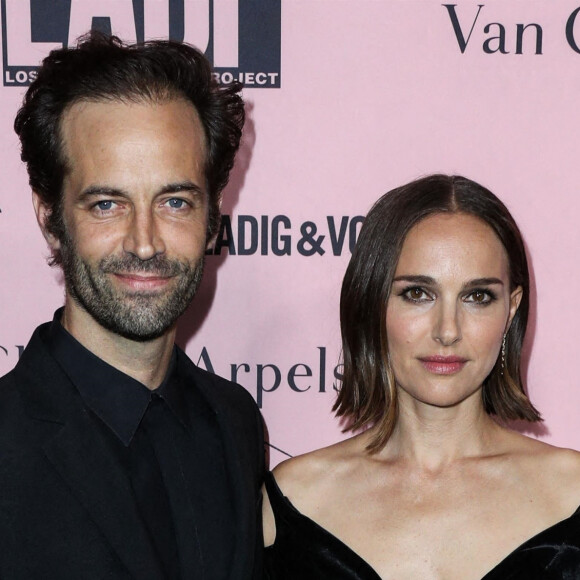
top-left (419, 355), bottom-right (468, 375)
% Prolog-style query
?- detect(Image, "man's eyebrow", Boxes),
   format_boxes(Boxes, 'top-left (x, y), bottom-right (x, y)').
top-left (78, 182), bottom-right (206, 199)
top-left (79, 186), bottom-right (128, 198)
top-left (159, 181), bottom-right (205, 196)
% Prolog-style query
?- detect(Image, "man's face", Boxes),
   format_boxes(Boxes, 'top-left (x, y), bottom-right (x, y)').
top-left (40, 98), bottom-right (209, 341)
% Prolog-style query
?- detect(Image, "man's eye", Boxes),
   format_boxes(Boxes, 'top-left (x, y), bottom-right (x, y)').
top-left (166, 198), bottom-right (187, 209)
top-left (95, 200), bottom-right (114, 211)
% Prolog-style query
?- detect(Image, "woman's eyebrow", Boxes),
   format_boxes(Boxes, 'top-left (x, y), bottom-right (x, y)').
top-left (463, 277), bottom-right (504, 288)
top-left (392, 275), bottom-right (436, 285)
top-left (392, 276), bottom-right (505, 288)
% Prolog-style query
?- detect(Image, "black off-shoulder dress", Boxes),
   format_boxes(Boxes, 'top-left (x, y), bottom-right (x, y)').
top-left (264, 471), bottom-right (580, 579)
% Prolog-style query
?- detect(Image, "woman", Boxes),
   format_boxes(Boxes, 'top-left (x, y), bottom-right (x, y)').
top-left (262, 175), bottom-right (580, 579)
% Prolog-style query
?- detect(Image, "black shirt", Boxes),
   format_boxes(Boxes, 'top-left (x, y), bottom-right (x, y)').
top-left (47, 310), bottom-right (234, 579)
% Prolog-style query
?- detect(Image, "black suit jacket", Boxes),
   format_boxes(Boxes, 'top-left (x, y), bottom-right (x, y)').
top-left (0, 322), bottom-right (264, 579)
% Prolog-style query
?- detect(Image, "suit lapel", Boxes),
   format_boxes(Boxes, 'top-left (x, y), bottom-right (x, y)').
top-left (182, 360), bottom-right (259, 580)
top-left (17, 326), bottom-right (165, 580)
top-left (42, 417), bottom-right (165, 580)
top-left (213, 404), bottom-right (258, 579)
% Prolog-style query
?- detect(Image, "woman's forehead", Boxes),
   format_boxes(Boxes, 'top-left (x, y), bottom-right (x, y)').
top-left (394, 213), bottom-right (509, 282)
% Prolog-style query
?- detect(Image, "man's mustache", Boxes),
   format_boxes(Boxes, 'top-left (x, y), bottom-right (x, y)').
top-left (99, 255), bottom-right (191, 277)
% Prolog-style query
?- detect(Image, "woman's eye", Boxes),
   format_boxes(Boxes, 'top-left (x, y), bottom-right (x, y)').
top-left (402, 287), bottom-right (432, 302)
top-left (465, 290), bottom-right (494, 304)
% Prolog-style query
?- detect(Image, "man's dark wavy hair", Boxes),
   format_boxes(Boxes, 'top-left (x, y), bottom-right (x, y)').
top-left (14, 31), bottom-right (245, 264)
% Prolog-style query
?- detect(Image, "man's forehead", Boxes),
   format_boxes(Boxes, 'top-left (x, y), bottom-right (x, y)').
top-left (59, 97), bottom-right (207, 165)
top-left (61, 95), bottom-right (202, 129)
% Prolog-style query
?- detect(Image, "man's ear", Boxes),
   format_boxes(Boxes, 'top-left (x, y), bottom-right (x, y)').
top-left (205, 236), bottom-right (216, 253)
top-left (32, 191), bottom-right (61, 252)
top-left (205, 194), bottom-right (222, 251)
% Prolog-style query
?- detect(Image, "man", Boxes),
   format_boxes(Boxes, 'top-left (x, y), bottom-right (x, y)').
top-left (0, 32), bottom-right (264, 579)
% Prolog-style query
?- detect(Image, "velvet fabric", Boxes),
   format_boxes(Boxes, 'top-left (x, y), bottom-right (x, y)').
top-left (264, 471), bottom-right (580, 579)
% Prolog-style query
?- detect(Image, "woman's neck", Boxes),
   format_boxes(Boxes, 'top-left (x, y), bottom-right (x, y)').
top-left (378, 389), bottom-right (504, 472)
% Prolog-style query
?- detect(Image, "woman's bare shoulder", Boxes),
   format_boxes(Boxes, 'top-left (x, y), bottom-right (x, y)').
top-left (510, 432), bottom-right (580, 466)
top-left (263, 436), bottom-right (365, 546)
top-left (508, 432), bottom-right (580, 509)
top-left (272, 433), bottom-right (367, 501)
top-left (534, 440), bottom-right (580, 483)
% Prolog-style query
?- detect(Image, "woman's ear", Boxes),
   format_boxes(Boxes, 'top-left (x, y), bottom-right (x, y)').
top-left (32, 191), bottom-right (61, 252)
top-left (507, 285), bottom-right (523, 329)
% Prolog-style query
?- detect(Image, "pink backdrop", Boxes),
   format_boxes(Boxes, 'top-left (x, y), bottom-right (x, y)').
top-left (1, 1), bottom-right (580, 467)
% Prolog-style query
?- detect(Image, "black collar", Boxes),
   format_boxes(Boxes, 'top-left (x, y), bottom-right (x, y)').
top-left (47, 309), bottom-right (188, 446)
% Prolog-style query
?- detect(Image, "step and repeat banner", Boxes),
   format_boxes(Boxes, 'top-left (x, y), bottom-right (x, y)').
top-left (1, 1), bottom-right (580, 466)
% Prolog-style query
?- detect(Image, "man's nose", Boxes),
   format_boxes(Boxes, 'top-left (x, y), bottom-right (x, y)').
top-left (123, 208), bottom-right (165, 260)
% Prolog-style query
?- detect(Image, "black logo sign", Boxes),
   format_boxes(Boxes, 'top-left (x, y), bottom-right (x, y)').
top-left (443, 3), bottom-right (580, 56)
top-left (207, 214), bottom-right (365, 257)
top-left (2, 0), bottom-right (281, 87)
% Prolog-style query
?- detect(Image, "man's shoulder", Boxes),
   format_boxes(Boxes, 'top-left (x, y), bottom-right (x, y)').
top-left (0, 320), bottom-right (74, 431)
top-left (0, 367), bottom-right (23, 411)
top-left (0, 361), bottom-right (42, 449)
top-left (1, 321), bottom-right (52, 376)
top-left (0, 324), bottom-right (46, 406)
top-left (176, 347), bottom-right (259, 412)
top-left (177, 348), bottom-right (265, 475)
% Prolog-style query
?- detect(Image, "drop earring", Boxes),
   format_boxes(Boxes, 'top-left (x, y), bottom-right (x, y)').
top-left (500, 334), bottom-right (506, 376)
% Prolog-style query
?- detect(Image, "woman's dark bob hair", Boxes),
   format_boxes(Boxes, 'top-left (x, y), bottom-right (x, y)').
top-left (335, 174), bottom-right (541, 452)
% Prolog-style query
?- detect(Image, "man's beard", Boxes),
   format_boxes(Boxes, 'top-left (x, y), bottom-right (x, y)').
top-left (60, 236), bottom-right (204, 342)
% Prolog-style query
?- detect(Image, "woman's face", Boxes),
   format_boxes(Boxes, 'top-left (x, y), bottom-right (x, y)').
top-left (385, 212), bottom-right (522, 410)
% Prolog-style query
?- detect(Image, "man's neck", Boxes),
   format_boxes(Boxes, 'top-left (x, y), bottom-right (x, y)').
top-left (61, 302), bottom-right (175, 390)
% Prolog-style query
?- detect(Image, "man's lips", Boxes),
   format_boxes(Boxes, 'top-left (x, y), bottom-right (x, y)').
top-left (112, 272), bottom-right (173, 291)
top-left (418, 355), bottom-right (468, 375)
